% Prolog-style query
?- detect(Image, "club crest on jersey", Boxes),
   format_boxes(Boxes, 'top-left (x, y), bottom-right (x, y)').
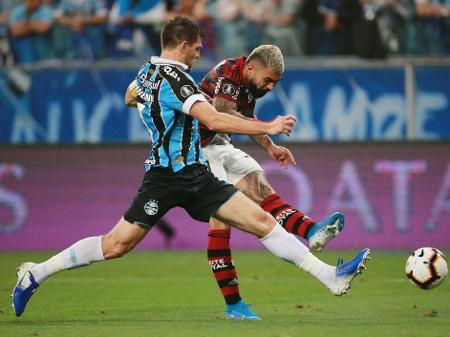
top-left (144, 199), bottom-right (159, 216)
top-left (223, 84), bottom-right (235, 96)
top-left (180, 85), bottom-right (194, 98)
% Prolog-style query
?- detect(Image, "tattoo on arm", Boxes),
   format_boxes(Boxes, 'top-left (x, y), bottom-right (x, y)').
top-left (251, 134), bottom-right (273, 150)
top-left (212, 96), bottom-right (251, 119)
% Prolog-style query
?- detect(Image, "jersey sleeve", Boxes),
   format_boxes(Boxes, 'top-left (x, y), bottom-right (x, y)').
top-left (209, 75), bottom-right (240, 103)
top-left (9, 6), bottom-right (23, 24)
top-left (159, 65), bottom-right (206, 114)
top-left (34, 5), bottom-right (53, 23)
top-left (133, 63), bottom-right (150, 104)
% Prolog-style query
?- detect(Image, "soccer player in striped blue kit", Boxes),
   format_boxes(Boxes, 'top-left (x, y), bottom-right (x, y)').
top-left (12, 16), bottom-right (371, 319)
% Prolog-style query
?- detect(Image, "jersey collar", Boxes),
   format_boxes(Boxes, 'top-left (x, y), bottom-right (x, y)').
top-left (150, 56), bottom-right (189, 71)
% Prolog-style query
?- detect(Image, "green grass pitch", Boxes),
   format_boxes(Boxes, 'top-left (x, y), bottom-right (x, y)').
top-left (0, 250), bottom-right (449, 337)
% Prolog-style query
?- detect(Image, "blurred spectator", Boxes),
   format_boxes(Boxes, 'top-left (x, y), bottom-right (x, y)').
top-left (109, 0), bottom-right (166, 57)
top-left (260, 0), bottom-right (303, 56)
top-left (376, 0), bottom-right (410, 54)
top-left (299, 0), bottom-right (339, 55)
top-left (164, 0), bottom-right (196, 20)
top-left (53, 0), bottom-right (108, 60)
top-left (202, 0), bottom-right (248, 58)
top-left (1, 1), bottom-right (20, 33)
top-left (335, 0), bottom-right (386, 58)
top-left (412, 0), bottom-right (450, 54)
top-left (8, 0), bottom-right (53, 64)
top-left (0, 0), bottom-right (19, 65)
top-left (240, 0), bottom-right (266, 52)
top-left (164, 0), bottom-right (216, 58)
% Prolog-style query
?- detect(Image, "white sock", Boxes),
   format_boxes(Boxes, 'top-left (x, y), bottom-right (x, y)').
top-left (260, 225), bottom-right (310, 264)
top-left (260, 225), bottom-right (335, 287)
top-left (31, 236), bottom-right (105, 284)
top-left (298, 252), bottom-right (336, 288)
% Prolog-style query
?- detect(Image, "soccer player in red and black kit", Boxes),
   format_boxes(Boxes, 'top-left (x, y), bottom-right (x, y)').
top-left (199, 45), bottom-right (346, 320)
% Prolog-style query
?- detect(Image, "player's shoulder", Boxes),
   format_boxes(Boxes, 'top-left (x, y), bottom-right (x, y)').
top-left (10, 3), bottom-right (26, 21)
top-left (156, 64), bottom-right (200, 102)
top-left (158, 63), bottom-right (195, 87)
top-left (214, 56), bottom-right (244, 73)
top-left (212, 56), bottom-right (246, 83)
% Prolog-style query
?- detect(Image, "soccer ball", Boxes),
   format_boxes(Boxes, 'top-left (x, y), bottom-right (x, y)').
top-left (405, 247), bottom-right (448, 289)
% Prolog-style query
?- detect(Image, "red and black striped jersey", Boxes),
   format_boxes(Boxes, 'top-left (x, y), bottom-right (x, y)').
top-left (199, 56), bottom-right (256, 147)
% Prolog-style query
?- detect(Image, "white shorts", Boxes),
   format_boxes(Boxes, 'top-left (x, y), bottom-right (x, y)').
top-left (202, 143), bottom-right (263, 185)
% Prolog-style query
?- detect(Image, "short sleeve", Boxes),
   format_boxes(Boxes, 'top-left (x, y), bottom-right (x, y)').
top-left (33, 5), bottom-right (53, 23)
top-left (95, 0), bottom-right (108, 16)
top-left (9, 6), bottom-right (24, 24)
top-left (212, 77), bottom-right (240, 103)
top-left (159, 65), bottom-right (206, 114)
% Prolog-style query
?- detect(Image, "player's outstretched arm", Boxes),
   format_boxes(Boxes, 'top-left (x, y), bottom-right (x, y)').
top-left (190, 101), bottom-right (296, 136)
top-left (213, 96), bottom-right (274, 145)
top-left (212, 96), bottom-right (296, 167)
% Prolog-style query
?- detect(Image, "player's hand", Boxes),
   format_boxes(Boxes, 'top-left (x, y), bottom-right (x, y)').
top-left (267, 115), bottom-right (296, 136)
top-left (267, 144), bottom-right (296, 169)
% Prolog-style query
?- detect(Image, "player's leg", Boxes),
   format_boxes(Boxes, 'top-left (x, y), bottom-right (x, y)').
top-left (204, 145), bottom-right (258, 319)
top-left (237, 170), bottom-right (344, 251)
top-left (214, 191), bottom-right (370, 296)
top-left (12, 168), bottom-right (170, 317)
top-left (224, 146), bottom-right (344, 251)
top-left (208, 217), bottom-right (260, 320)
top-left (12, 217), bottom-right (150, 317)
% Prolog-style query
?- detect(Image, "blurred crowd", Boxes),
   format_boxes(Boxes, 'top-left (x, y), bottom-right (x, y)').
top-left (0, 0), bottom-right (449, 65)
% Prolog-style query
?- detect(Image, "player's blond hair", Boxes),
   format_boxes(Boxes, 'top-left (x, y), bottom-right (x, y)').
top-left (246, 45), bottom-right (285, 75)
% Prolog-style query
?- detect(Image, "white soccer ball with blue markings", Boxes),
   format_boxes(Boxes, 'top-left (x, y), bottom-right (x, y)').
top-left (405, 247), bottom-right (448, 289)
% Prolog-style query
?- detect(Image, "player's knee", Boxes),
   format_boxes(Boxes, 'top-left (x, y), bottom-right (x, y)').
top-left (252, 210), bottom-right (277, 238)
top-left (209, 217), bottom-right (231, 230)
top-left (109, 244), bottom-right (130, 259)
top-left (101, 234), bottom-right (133, 259)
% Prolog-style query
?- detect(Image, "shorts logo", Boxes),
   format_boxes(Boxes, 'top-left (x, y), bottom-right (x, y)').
top-left (180, 85), bottom-right (194, 98)
top-left (223, 84), bottom-right (235, 96)
top-left (144, 199), bottom-right (159, 216)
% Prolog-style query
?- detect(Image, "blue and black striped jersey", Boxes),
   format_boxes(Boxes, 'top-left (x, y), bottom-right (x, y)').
top-left (133, 56), bottom-right (207, 173)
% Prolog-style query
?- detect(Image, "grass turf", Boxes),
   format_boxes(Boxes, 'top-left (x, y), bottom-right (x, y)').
top-left (0, 250), bottom-right (449, 337)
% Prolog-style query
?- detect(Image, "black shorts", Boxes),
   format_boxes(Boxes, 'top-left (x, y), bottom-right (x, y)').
top-left (124, 164), bottom-right (238, 227)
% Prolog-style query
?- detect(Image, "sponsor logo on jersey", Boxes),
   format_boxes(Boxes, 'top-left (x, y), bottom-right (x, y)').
top-left (214, 77), bottom-right (224, 95)
top-left (162, 66), bottom-right (180, 81)
top-left (233, 87), bottom-right (240, 100)
top-left (144, 199), bottom-right (159, 216)
top-left (248, 92), bottom-right (254, 103)
top-left (138, 77), bottom-right (161, 90)
top-left (175, 155), bottom-right (184, 163)
top-left (135, 86), bottom-right (153, 102)
top-left (180, 85), bottom-right (194, 98)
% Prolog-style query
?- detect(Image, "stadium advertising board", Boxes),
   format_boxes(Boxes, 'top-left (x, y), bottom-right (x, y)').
top-left (0, 66), bottom-right (449, 143)
top-left (1, 143), bottom-right (449, 250)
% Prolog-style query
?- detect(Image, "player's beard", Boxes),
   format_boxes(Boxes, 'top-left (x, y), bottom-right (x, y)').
top-left (249, 81), bottom-right (270, 98)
